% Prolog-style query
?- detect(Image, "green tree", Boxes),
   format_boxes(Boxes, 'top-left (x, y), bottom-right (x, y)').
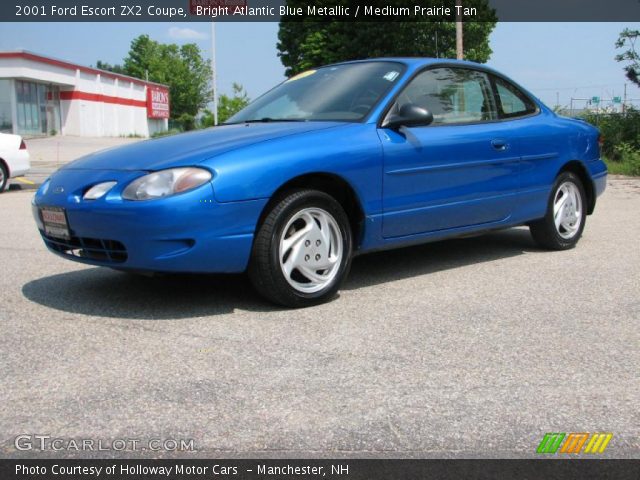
top-left (218, 83), bottom-right (251, 123)
top-left (278, 1), bottom-right (497, 76)
top-left (95, 60), bottom-right (125, 74)
top-left (100, 35), bottom-right (213, 122)
top-left (201, 83), bottom-right (251, 126)
top-left (615, 28), bottom-right (640, 87)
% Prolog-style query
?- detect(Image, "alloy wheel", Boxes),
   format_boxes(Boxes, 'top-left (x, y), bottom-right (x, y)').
top-left (278, 207), bottom-right (343, 294)
top-left (553, 181), bottom-right (583, 239)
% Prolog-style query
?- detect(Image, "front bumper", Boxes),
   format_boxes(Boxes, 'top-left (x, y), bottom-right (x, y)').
top-left (32, 168), bottom-right (267, 273)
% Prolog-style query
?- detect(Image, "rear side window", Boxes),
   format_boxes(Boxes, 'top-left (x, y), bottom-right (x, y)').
top-left (492, 76), bottom-right (537, 119)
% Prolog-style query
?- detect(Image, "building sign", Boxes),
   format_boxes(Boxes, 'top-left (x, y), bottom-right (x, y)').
top-left (147, 86), bottom-right (170, 119)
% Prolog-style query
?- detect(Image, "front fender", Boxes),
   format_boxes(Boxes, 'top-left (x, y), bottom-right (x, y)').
top-left (205, 123), bottom-right (384, 216)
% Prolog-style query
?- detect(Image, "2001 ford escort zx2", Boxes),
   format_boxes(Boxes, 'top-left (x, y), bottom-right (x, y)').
top-left (32, 58), bottom-right (607, 307)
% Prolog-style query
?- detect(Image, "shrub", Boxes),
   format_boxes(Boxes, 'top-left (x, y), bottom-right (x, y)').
top-left (616, 146), bottom-right (640, 175)
top-left (176, 113), bottom-right (196, 131)
top-left (581, 108), bottom-right (640, 160)
top-left (151, 129), bottom-right (181, 139)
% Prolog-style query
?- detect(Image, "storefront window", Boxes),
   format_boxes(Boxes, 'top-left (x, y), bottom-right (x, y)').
top-left (0, 80), bottom-right (12, 133)
top-left (15, 80), bottom-right (60, 136)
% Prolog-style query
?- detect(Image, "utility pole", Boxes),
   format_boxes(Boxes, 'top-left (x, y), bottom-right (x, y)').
top-left (211, 22), bottom-right (218, 126)
top-left (455, 0), bottom-right (463, 60)
top-left (623, 83), bottom-right (627, 114)
top-left (570, 98), bottom-right (574, 117)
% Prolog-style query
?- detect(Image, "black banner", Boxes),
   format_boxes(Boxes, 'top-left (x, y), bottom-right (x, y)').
top-left (2, 0), bottom-right (640, 22)
top-left (1, 459), bottom-right (640, 480)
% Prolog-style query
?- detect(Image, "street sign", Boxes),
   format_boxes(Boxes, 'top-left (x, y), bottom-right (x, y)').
top-left (591, 96), bottom-right (600, 104)
top-left (613, 96), bottom-right (622, 104)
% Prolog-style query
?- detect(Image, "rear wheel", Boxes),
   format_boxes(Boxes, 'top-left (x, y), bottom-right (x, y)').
top-left (530, 172), bottom-right (586, 250)
top-left (249, 189), bottom-right (353, 307)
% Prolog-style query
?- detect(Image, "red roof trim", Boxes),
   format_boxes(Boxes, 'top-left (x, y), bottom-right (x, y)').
top-left (60, 90), bottom-right (147, 108)
top-left (0, 51), bottom-right (168, 88)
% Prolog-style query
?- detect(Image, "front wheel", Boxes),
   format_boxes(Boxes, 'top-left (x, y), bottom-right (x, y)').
top-left (529, 172), bottom-right (587, 250)
top-left (248, 189), bottom-right (353, 307)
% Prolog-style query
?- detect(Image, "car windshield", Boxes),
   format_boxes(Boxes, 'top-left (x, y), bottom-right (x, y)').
top-left (226, 62), bottom-right (406, 124)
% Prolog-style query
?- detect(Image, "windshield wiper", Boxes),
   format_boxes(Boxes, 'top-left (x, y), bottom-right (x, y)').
top-left (241, 118), bottom-right (307, 123)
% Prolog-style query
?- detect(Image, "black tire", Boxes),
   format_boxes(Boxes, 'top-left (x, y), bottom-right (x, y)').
top-left (0, 162), bottom-right (8, 193)
top-left (248, 189), bottom-right (353, 308)
top-left (530, 171), bottom-right (587, 250)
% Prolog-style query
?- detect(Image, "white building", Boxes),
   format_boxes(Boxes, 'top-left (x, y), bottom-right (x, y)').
top-left (0, 51), bottom-right (169, 138)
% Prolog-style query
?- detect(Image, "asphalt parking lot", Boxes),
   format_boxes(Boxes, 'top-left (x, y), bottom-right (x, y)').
top-left (0, 176), bottom-right (638, 459)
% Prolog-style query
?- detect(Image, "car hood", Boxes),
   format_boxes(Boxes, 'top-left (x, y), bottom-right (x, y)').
top-left (63, 122), bottom-right (345, 171)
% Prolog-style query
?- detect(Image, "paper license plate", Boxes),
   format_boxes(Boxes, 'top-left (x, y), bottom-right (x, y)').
top-left (40, 206), bottom-right (70, 240)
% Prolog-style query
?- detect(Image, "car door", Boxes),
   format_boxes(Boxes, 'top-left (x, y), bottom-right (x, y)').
top-left (378, 67), bottom-right (521, 238)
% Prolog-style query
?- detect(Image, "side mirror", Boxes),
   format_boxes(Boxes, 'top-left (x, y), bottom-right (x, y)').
top-left (383, 103), bottom-right (434, 130)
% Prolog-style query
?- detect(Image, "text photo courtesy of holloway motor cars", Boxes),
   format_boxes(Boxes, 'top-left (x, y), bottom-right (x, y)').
top-left (0, 1), bottom-right (639, 479)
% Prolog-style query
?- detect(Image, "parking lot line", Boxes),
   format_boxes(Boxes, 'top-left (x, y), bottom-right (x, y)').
top-left (15, 177), bottom-right (35, 185)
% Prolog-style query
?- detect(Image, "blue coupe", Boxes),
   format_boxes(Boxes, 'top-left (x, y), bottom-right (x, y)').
top-left (33, 58), bottom-right (607, 307)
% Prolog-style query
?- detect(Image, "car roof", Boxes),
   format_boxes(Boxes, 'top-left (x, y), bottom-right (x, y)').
top-left (327, 57), bottom-right (540, 102)
top-left (327, 57), bottom-right (509, 78)
top-left (330, 57), bottom-right (482, 68)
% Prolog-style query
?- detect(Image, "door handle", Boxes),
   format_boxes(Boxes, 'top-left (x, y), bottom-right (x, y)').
top-left (491, 139), bottom-right (508, 151)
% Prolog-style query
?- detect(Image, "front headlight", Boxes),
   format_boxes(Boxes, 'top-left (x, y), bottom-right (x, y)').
top-left (122, 168), bottom-right (212, 201)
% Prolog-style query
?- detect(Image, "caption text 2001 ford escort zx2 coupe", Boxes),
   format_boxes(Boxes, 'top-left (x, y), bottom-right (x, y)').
top-left (33, 58), bottom-right (607, 307)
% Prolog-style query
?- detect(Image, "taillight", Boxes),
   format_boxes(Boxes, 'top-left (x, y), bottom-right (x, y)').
top-left (19, 140), bottom-right (27, 150)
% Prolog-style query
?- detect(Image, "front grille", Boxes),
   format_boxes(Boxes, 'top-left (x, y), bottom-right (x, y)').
top-left (42, 233), bottom-right (128, 264)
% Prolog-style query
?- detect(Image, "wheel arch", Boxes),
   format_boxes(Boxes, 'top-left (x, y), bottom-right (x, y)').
top-left (557, 160), bottom-right (596, 215)
top-left (0, 157), bottom-right (10, 191)
top-left (0, 157), bottom-right (9, 177)
top-left (256, 172), bottom-right (366, 248)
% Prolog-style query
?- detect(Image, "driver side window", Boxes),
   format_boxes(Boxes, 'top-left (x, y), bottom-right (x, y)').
top-left (394, 67), bottom-right (498, 125)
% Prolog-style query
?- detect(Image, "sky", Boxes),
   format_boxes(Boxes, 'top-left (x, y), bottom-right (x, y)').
top-left (0, 21), bottom-right (638, 109)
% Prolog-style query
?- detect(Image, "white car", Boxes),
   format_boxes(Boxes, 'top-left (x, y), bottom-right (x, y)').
top-left (0, 132), bottom-right (31, 192)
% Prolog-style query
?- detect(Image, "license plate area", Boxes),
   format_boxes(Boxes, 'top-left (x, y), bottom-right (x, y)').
top-left (40, 206), bottom-right (70, 240)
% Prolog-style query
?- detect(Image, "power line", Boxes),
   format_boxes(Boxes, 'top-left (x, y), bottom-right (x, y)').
top-left (531, 84), bottom-right (630, 91)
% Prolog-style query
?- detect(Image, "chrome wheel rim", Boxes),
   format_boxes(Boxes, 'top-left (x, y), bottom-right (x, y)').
top-left (279, 207), bottom-right (343, 294)
top-left (553, 181), bottom-right (582, 239)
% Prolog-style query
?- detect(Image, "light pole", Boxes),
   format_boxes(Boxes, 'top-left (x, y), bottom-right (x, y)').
top-left (455, 0), bottom-right (463, 60)
top-left (211, 21), bottom-right (218, 126)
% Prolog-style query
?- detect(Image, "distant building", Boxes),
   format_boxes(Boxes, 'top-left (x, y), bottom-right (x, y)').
top-left (0, 51), bottom-right (169, 137)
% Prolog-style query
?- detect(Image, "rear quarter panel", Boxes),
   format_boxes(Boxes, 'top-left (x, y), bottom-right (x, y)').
top-left (0, 133), bottom-right (29, 177)
top-left (517, 110), bottom-right (600, 221)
